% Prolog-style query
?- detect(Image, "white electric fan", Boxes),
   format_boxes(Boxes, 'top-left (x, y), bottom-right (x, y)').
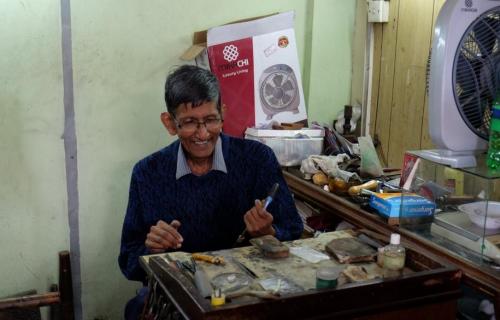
top-left (420, 0), bottom-right (500, 168)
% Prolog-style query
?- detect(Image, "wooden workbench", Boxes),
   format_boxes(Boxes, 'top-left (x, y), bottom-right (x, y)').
top-left (140, 230), bottom-right (460, 320)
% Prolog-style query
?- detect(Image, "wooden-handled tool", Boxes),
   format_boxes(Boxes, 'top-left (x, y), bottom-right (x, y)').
top-left (192, 253), bottom-right (225, 265)
top-left (348, 180), bottom-right (379, 196)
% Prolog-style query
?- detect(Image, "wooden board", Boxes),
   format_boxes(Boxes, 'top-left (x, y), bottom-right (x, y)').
top-left (420, 0), bottom-right (447, 150)
top-left (371, 0), bottom-right (447, 167)
top-left (369, 22), bottom-right (383, 139)
top-left (373, 0), bottom-right (400, 167)
top-left (387, 0), bottom-right (435, 167)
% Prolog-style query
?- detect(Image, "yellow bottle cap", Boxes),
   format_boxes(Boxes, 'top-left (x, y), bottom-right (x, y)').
top-left (211, 293), bottom-right (226, 306)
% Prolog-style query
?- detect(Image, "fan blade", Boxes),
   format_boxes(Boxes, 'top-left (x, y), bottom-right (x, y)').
top-left (473, 16), bottom-right (500, 57)
top-left (479, 59), bottom-right (498, 98)
top-left (282, 80), bottom-right (294, 92)
top-left (496, 57), bottom-right (500, 90)
top-left (282, 93), bottom-right (291, 105)
top-left (457, 86), bottom-right (491, 137)
top-left (456, 53), bottom-right (482, 100)
top-left (269, 97), bottom-right (279, 106)
top-left (272, 74), bottom-right (283, 87)
top-left (265, 83), bottom-right (274, 96)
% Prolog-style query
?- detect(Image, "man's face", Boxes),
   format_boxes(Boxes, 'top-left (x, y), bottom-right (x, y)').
top-left (168, 101), bottom-right (222, 161)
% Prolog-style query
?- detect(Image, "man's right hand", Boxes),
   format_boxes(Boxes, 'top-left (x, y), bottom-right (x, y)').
top-left (145, 220), bottom-right (183, 253)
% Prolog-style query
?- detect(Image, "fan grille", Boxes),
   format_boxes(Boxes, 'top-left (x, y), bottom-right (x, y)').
top-left (453, 8), bottom-right (500, 140)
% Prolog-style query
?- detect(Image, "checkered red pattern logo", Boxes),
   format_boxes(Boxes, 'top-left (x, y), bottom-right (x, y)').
top-left (222, 45), bottom-right (239, 62)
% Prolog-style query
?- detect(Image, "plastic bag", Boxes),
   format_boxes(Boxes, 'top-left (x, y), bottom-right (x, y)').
top-left (300, 154), bottom-right (359, 181)
top-left (358, 135), bottom-right (384, 177)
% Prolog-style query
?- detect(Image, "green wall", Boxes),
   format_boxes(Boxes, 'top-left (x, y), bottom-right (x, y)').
top-left (307, 0), bottom-right (356, 124)
top-left (0, 0), bottom-right (69, 309)
top-left (0, 1), bottom-right (356, 318)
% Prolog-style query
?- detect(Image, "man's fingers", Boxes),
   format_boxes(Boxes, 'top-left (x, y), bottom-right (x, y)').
top-left (244, 202), bottom-right (275, 237)
top-left (244, 211), bottom-right (257, 232)
top-left (146, 231), bottom-right (182, 250)
top-left (148, 220), bottom-right (184, 250)
top-left (156, 220), bottom-right (183, 242)
top-left (170, 220), bottom-right (181, 230)
top-left (145, 238), bottom-right (163, 250)
top-left (149, 248), bottom-right (165, 254)
top-left (157, 220), bottom-right (170, 229)
top-left (255, 199), bottom-right (271, 219)
top-left (145, 241), bottom-right (162, 250)
top-left (255, 199), bottom-right (263, 209)
top-left (162, 231), bottom-right (183, 248)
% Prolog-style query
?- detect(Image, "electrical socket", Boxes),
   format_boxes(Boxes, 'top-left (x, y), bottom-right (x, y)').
top-left (367, 0), bottom-right (389, 23)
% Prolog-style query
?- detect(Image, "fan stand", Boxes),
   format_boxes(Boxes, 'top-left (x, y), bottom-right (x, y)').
top-left (415, 149), bottom-right (477, 168)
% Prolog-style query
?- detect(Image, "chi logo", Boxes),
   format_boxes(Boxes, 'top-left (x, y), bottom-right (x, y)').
top-left (222, 44), bottom-right (239, 62)
top-left (465, 0), bottom-right (472, 8)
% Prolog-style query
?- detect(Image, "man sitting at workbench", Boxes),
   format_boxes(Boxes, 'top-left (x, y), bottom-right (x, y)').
top-left (119, 65), bottom-right (303, 319)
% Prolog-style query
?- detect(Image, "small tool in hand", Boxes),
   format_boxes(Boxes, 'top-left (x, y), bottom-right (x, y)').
top-left (234, 183), bottom-right (280, 245)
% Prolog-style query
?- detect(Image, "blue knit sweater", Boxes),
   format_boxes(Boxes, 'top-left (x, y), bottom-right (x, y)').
top-left (119, 134), bottom-right (303, 282)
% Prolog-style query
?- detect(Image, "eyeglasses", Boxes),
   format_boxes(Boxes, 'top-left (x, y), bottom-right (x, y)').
top-left (173, 116), bottom-right (223, 133)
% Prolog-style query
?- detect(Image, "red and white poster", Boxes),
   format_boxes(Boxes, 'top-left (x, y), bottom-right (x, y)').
top-left (207, 12), bottom-right (307, 137)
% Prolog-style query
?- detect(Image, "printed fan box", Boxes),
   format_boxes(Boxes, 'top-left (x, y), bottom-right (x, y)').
top-left (207, 12), bottom-right (307, 137)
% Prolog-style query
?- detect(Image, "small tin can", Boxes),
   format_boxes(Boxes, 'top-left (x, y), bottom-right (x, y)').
top-left (316, 267), bottom-right (339, 289)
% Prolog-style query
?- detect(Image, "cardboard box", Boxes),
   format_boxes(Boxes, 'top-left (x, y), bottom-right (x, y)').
top-left (180, 12), bottom-right (307, 138)
top-left (207, 12), bottom-right (307, 137)
top-left (180, 30), bottom-right (210, 68)
top-left (180, 14), bottom-right (277, 68)
top-left (369, 193), bottom-right (436, 218)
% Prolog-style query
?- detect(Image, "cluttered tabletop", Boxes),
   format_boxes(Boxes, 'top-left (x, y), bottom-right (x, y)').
top-left (142, 230), bottom-right (392, 300)
top-left (140, 229), bottom-right (461, 320)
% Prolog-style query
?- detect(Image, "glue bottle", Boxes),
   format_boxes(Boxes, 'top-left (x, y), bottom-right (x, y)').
top-left (382, 233), bottom-right (405, 277)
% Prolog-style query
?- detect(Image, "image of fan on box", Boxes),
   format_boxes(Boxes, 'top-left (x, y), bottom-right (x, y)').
top-left (259, 64), bottom-right (300, 120)
top-left (118, 65), bottom-right (303, 319)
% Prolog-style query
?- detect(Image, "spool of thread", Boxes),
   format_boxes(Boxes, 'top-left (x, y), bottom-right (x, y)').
top-left (316, 267), bottom-right (339, 289)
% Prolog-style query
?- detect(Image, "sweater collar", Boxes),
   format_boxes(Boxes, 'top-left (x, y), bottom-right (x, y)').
top-left (175, 135), bottom-right (227, 179)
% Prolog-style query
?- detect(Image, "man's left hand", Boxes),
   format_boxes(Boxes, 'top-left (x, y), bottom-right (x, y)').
top-left (244, 199), bottom-right (275, 237)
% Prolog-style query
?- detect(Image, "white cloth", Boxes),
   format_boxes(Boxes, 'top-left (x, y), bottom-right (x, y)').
top-left (300, 154), bottom-right (360, 181)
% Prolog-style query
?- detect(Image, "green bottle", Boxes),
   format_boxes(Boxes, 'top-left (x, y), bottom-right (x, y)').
top-left (487, 94), bottom-right (500, 170)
